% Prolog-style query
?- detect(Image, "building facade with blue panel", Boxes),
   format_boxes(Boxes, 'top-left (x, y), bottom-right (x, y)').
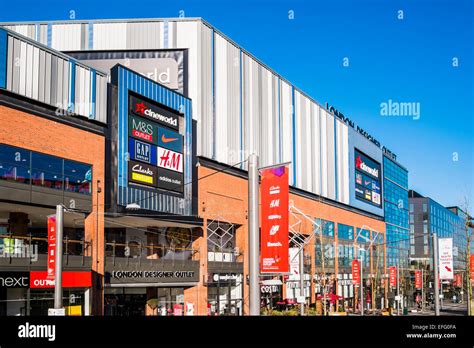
top-left (383, 155), bottom-right (409, 268)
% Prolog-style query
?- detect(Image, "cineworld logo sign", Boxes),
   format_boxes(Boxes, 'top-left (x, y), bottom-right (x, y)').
top-left (135, 102), bottom-right (178, 129)
top-left (356, 156), bottom-right (379, 177)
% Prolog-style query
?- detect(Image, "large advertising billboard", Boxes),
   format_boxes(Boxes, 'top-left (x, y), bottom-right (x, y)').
top-left (354, 148), bottom-right (382, 207)
top-left (260, 165), bottom-right (289, 274)
top-left (127, 93), bottom-right (184, 194)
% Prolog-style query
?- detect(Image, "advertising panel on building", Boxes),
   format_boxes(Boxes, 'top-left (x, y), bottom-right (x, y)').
top-left (260, 165), bottom-right (289, 274)
top-left (354, 149), bottom-right (382, 207)
top-left (438, 238), bottom-right (454, 280)
top-left (126, 92), bottom-right (185, 195)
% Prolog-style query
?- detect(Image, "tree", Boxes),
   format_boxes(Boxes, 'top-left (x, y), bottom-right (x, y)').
top-left (461, 197), bottom-right (473, 316)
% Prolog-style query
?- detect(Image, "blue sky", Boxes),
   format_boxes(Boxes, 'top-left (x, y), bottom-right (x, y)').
top-left (1, 0), bottom-right (473, 210)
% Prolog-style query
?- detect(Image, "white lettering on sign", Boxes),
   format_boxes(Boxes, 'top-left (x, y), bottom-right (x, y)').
top-left (157, 147), bottom-right (183, 173)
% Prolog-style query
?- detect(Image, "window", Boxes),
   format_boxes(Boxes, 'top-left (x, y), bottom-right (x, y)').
top-left (423, 203), bottom-right (428, 213)
top-left (338, 224), bottom-right (354, 240)
top-left (64, 160), bottom-right (92, 195)
top-left (410, 214), bottom-right (414, 223)
top-left (31, 152), bottom-right (63, 190)
top-left (423, 224), bottom-right (428, 234)
top-left (409, 203), bottom-right (414, 212)
top-left (410, 246), bottom-right (415, 255)
top-left (0, 144), bottom-right (31, 184)
top-left (0, 144), bottom-right (93, 196)
top-left (424, 245), bottom-right (429, 255)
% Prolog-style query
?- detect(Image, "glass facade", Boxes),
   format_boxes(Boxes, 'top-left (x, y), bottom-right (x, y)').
top-left (383, 156), bottom-right (409, 268)
top-left (428, 200), bottom-right (466, 269)
top-left (337, 223), bottom-right (354, 270)
top-left (0, 144), bottom-right (92, 195)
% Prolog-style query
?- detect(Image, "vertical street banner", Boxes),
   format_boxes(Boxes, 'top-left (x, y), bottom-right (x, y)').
top-left (352, 260), bottom-right (360, 285)
top-left (46, 215), bottom-right (56, 280)
top-left (389, 266), bottom-right (397, 287)
top-left (415, 270), bottom-right (422, 289)
top-left (470, 254), bottom-right (474, 285)
top-left (438, 238), bottom-right (454, 280)
top-left (260, 165), bottom-right (289, 273)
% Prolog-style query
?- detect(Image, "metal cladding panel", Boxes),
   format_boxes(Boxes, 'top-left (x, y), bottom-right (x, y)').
top-left (93, 23), bottom-right (127, 50)
top-left (115, 66), bottom-right (192, 214)
top-left (213, 31), bottom-right (242, 165)
top-left (4, 25), bottom-right (36, 40)
top-left (311, 103), bottom-right (321, 195)
top-left (336, 119), bottom-right (350, 204)
top-left (0, 29), bottom-right (107, 124)
top-left (260, 68), bottom-right (278, 168)
top-left (280, 79), bottom-right (293, 183)
top-left (126, 22), bottom-right (161, 49)
top-left (325, 111), bottom-right (336, 200)
top-left (294, 91), bottom-right (313, 192)
top-left (198, 23), bottom-right (213, 159)
top-left (0, 30), bottom-right (7, 89)
top-left (52, 24), bottom-right (82, 51)
top-left (320, 108), bottom-right (328, 197)
top-left (242, 53), bottom-right (262, 169)
top-left (214, 33), bottom-right (228, 164)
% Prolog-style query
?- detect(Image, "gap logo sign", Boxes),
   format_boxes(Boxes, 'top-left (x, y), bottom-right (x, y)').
top-left (129, 138), bottom-right (157, 165)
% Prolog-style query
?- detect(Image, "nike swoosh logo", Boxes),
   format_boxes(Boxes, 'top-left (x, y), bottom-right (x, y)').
top-left (161, 134), bottom-right (178, 143)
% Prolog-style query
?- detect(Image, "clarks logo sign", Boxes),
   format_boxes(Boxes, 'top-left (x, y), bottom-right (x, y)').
top-left (134, 102), bottom-right (178, 129)
top-left (356, 156), bottom-right (379, 177)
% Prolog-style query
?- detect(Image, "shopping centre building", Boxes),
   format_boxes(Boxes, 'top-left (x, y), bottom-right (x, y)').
top-left (0, 18), bottom-right (412, 315)
top-left (0, 27), bottom-right (107, 315)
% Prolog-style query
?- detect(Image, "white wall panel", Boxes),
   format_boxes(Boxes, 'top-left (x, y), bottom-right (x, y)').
top-left (126, 22), bottom-right (161, 49)
top-left (52, 24), bottom-right (82, 51)
top-left (32, 47), bottom-right (39, 100)
top-left (320, 108), bottom-right (328, 197)
top-left (214, 34), bottom-right (228, 164)
top-left (311, 103), bottom-right (321, 195)
top-left (198, 23), bottom-right (213, 158)
top-left (326, 111), bottom-right (336, 200)
top-left (280, 80), bottom-right (293, 184)
top-left (93, 23), bottom-right (127, 50)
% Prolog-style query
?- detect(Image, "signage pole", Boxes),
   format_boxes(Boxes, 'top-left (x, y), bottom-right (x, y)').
top-left (248, 153), bottom-right (260, 316)
top-left (397, 263), bottom-right (400, 316)
top-left (421, 269), bottom-right (424, 312)
top-left (299, 249), bottom-right (304, 316)
top-left (54, 204), bottom-right (64, 310)
top-left (360, 253), bottom-right (364, 316)
top-left (433, 233), bottom-right (440, 316)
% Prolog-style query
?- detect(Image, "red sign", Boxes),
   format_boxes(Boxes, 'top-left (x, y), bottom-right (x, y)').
top-left (46, 215), bottom-right (56, 280)
top-left (389, 267), bottom-right (397, 287)
top-left (352, 260), bottom-right (360, 284)
top-left (415, 270), bottom-right (422, 289)
top-left (158, 147), bottom-right (183, 173)
top-left (173, 304), bottom-right (183, 316)
top-left (453, 273), bottom-right (462, 287)
top-left (260, 165), bottom-right (289, 274)
top-left (30, 271), bottom-right (92, 288)
top-left (470, 254), bottom-right (474, 283)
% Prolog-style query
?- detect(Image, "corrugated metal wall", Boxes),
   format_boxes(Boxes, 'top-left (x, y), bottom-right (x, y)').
top-left (1, 19), bottom-right (355, 205)
top-left (0, 28), bottom-right (107, 124)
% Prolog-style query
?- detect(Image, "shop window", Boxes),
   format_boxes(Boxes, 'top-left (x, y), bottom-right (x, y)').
top-left (31, 152), bottom-right (63, 190)
top-left (64, 160), bottom-right (92, 195)
top-left (0, 144), bottom-right (31, 184)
